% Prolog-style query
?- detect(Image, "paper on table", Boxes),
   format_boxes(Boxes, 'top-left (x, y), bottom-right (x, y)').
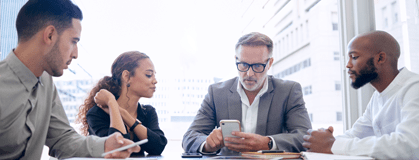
top-left (301, 152), bottom-right (374, 160)
top-left (241, 152), bottom-right (301, 159)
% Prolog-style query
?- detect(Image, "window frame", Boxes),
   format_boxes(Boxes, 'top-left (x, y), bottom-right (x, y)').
top-left (337, 0), bottom-right (376, 131)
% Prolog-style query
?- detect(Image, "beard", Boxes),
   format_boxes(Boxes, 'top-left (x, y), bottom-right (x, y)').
top-left (350, 57), bottom-right (378, 89)
top-left (45, 40), bottom-right (64, 77)
top-left (239, 76), bottom-right (265, 92)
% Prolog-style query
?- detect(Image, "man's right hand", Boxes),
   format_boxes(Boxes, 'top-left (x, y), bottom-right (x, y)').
top-left (203, 128), bottom-right (224, 152)
top-left (103, 132), bottom-right (141, 158)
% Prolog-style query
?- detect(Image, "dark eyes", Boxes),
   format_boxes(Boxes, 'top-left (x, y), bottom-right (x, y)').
top-left (146, 74), bottom-right (152, 78)
top-left (352, 56), bottom-right (359, 60)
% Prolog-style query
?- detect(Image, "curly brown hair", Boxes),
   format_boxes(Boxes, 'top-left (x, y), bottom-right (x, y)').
top-left (76, 51), bottom-right (149, 136)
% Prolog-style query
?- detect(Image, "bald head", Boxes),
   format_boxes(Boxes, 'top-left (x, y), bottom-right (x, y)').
top-left (348, 30), bottom-right (400, 68)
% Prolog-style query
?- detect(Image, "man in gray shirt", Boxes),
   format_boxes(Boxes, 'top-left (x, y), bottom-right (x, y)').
top-left (0, 0), bottom-right (140, 159)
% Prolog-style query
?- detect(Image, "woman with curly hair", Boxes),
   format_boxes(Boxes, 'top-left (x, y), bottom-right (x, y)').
top-left (76, 51), bottom-right (167, 156)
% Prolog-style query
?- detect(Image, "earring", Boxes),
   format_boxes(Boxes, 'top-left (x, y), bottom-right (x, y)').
top-left (127, 83), bottom-right (130, 87)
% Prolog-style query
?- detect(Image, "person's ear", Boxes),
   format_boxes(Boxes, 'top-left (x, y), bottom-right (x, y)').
top-left (267, 57), bottom-right (274, 70)
top-left (376, 51), bottom-right (387, 65)
top-left (121, 70), bottom-right (131, 85)
top-left (43, 25), bottom-right (56, 46)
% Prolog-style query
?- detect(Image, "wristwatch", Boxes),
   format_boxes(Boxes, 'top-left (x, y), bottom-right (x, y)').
top-left (129, 119), bottom-right (142, 131)
top-left (268, 138), bottom-right (273, 150)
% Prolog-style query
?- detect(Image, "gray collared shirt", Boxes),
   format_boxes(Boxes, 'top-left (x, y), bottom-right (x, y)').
top-left (0, 51), bottom-right (106, 159)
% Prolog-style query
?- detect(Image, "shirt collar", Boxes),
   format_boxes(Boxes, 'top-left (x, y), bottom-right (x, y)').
top-left (379, 67), bottom-right (410, 96)
top-left (5, 50), bottom-right (40, 91)
top-left (236, 76), bottom-right (269, 101)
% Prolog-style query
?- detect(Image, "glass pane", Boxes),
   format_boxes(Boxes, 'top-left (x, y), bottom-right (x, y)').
top-left (244, 0), bottom-right (343, 135)
top-left (374, 0), bottom-right (419, 74)
top-left (1, 1), bottom-right (357, 158)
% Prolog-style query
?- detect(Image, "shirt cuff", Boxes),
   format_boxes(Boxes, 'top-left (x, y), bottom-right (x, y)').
top-left (89, 136), bottom-right (107, 157)
top-left (331, 137), bottom-right (350, 155)
top-left (199, 141), bottom-right (218, 155)
top-left (268, 136), bottom-right (277, 150)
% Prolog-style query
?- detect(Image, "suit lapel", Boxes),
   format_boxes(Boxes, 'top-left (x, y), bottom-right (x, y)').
top-left (228, 78), bottom-right (242, 123)
top-left (256, 77), bottom-right (274, 135)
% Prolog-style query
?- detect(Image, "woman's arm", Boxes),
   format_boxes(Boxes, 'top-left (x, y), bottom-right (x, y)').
top-left (94, 89), bottom-right (127, 134)
top-left (120, 106), bottom-right (167, 155)
top-left (86, 106), bottom-right (129, 139)
top-left (120, 108), bottom-right (148, 139)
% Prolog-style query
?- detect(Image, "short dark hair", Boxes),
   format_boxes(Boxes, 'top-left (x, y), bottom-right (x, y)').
top-left (235, 32), bottom-right (273, 57)
top-left (16, 0), bottom-right (83, 43)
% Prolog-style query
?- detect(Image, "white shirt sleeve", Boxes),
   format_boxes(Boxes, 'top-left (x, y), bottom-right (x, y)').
top-left (268, 136), bottom-right (278, 150)
top-left (332, 85), bottom-right (419, 159)
top-left (332, 102), bottom-right (375, 154)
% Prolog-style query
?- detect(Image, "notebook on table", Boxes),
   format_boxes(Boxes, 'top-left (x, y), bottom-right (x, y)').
top-left (241, 151), bottom-right (301, 159)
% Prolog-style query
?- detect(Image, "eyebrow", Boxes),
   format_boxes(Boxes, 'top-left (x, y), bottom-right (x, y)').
top-left (146, 69), bottom-right (155, 73)
top-left (348, 51), bottom-right (357, 55)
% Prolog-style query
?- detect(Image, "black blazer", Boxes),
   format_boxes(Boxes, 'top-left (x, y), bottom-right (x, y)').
top-left (87, 103), bottom-right (167, 156)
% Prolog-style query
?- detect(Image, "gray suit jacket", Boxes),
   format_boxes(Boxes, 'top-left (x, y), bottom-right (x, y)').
top-left (182, 76), bottom-right (312, 154)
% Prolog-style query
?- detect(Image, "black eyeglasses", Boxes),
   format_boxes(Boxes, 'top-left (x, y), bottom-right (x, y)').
top-left (236, 58), bottom-right (271, 73)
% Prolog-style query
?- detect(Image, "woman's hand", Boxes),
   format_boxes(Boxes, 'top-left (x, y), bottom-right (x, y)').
top-left (94, 89), bottom-right (116, 114)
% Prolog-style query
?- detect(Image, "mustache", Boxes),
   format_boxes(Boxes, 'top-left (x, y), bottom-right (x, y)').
top-left (348, 70), bottom-right (356, 74)
top-left (66, 60), bottom-right (72, 65)
top-left (243, 77), bottom-right (257, 81)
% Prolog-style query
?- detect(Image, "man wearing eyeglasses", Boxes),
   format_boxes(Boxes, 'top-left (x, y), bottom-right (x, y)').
top-left (182, 32), bottom-right (312, 155)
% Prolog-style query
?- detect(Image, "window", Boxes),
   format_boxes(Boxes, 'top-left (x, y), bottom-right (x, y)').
top-left (306, 20), bottom-right (309, 38)
top-left (277, 41), bottom-right (281, 57)
top-left (303, 85), bottom-right (312, 96)
top-left (286, 34), bottom-right (289, 52)
top-left (295, 28), bottom-right (299, 46)
top-left (382, 7), bottom-right (388, 28)
top-left (309, 113), bottom-right (313, 122)
top-left (332, 12), bottom-right (338, 31)
top-left (290, 31), bottom-right (294, 50)
top-left (334, 51), bottom-right (340, 61)
top-left (274, 58), bottom-right (311, 79)
top-left (336, 112), bottom-right (342, 121)
top-left (332, 23), bottom-right (338, 31)
top-left (0, 1), bottom-right (382, 158)
top-left (391, 1), bottom-right (398, 23)
top-left (335, 81), bottom-right (341, 91)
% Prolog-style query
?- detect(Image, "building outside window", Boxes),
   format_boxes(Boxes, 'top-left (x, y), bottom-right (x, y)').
top-left (334, 51), bottom-right (340, 61)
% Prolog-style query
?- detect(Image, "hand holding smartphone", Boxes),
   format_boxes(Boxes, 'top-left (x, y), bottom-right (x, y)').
top-left (101, 139), bottom-right (148, 157)
top-left (220, 119), bottom-right (241, 145)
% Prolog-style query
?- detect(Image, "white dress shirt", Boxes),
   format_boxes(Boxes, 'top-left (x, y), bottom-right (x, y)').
top-left (331, 68), bottom-right (419, 159)
top-left (236, 77), bottom-right (277, 150)
top-left (237, 77), bottom-right (269, 133)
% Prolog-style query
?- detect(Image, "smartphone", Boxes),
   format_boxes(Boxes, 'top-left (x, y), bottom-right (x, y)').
top-left (181, 153), bottom-right (203, 158)
top-left (220, 119), bottom-right (241, 145)
top-left (101, 139), bottom-right (148, 157)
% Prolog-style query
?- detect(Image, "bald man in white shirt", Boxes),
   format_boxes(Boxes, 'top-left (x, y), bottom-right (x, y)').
top-left (303, 30), bottom-right (419, 159)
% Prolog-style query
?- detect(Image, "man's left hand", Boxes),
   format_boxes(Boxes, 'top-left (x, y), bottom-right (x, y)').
top-left (224, 131), bottom-right (270, 152)
top-left (103, 132), bottom-right (141, 158)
